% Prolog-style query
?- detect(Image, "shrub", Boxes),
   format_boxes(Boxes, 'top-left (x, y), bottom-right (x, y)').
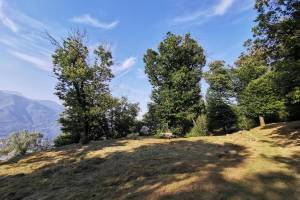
top-left (54, 133), bottom-right (75, 147)
top-left (237, 115), bottom-right (256, 130)
top-left (234, 106), bottom-right (256, 130)
top-left (187, 115), bottom-right (208, 137)
top-left (0, 130), bottom-right (43, 156)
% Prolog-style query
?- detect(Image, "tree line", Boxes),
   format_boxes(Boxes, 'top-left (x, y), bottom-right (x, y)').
top-left (52, 0), bottom-right (299, 145)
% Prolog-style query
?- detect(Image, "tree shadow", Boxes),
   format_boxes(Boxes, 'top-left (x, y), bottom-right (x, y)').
top-left (0, 138), bottom-right (299, 199)
top-left (263, 121), bottom-right (300, 147)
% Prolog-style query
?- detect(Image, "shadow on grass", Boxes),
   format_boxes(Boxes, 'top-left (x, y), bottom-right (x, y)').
top-left (261, 120), bottom-right (300, 147)
top-left (0, 139), bottom-right (299, 200)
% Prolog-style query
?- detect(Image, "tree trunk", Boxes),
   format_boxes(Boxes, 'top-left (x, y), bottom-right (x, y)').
top-left (80, 121), bottom-right (89, 144)
top-left (259, 116), bottom-right (265, 127)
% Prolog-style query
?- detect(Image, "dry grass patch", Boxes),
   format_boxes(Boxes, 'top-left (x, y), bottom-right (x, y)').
top-left (0, 121), bottom-right (299, 200)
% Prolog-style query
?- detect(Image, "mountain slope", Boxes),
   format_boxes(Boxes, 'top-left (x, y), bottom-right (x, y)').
top-left (0, 91), bottom-right (63, 139)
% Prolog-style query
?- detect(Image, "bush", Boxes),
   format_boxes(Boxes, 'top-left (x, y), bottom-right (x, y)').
top-left (237, 115), bottom-right (256, 130)
top-left (234, 106), bottom-right (256, 130)
top-left (54, 133), bottom-right (75, 147)
top-left (0, 130), bottom-right (43, 156)
top-left (187, 115), bottom-right (208, 137)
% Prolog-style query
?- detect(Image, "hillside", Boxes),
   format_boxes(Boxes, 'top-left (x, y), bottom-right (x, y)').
top-left (0, 121), bottom-right (299, 200)
top-left (0, 91), bottom-right (63, 139)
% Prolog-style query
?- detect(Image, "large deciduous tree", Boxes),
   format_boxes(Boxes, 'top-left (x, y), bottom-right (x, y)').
top-left (240, 72), bottom-right (287, 124)
top-left (144, 32), bottom-right (206, 135)
top-left (52, 32), bottom-right (113, 144)
top-left (253, 0), bottom-right (300, 119)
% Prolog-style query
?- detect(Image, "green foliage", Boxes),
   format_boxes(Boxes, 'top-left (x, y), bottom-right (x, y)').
top-left (253, 0), bottom-right (299, 62)
top-left (106, 97), bottom-right (139, 139)
top-left (51, 31), bottom-right (139, 145)
top-left (187, 115), bottom-right (208, 137)
top-left (253, 0), bottom-right (300, 118)
top-left (52, 31), bottom-right (114, 144)
top-left (142, 103), bottom-right (160, 135)
top-left (206, 90), bottom-right (237, 133)
top-left (144, 32), bottom-right (206, 135)
top-left (241, 72), bottom-right (287, 122)
top-left (234, 106), bottom-right (256, 130)
top-left (232, 46), bottom-right (268, 101)
top-left (205, 61), bottom-right (237, 133)
top-left (0, 130), bottom-right (43, 156)
top-left (205, 60), bottom-right (234, 101)
top-left (54, 133), bottom-right (75, 147)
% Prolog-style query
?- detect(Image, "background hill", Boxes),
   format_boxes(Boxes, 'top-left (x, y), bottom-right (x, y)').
top-left (0, 90), bottom-right (63, 139)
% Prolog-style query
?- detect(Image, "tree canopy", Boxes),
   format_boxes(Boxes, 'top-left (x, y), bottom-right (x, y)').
top-left (144, 32), bottom-right (206, 135)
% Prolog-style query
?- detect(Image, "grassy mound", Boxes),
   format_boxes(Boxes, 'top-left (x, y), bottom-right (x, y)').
top-left (0, 121), bottom-right (299, 200)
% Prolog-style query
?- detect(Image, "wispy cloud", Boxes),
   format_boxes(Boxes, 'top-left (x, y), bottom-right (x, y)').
top-left (213, 0), bottom-right (235, 16)
top-left (172, 0), bottom-right (237, 24)
top-left (70, 14), bottom-right (118, 30)
top-left (112, 57), bottom-right (136, 75)
top-left (9, 50), bottom-right (51, 71)
top-left (0, 0), bottom-right (18, 32)
top-left (0, 0), bottom-right (57, 72)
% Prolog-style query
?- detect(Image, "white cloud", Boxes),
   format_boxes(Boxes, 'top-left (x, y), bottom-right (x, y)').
top-left (112, 57), bottom-right (136, 75)
top-left (0, 0), bottom-right (18, 32)
top-left (213, 0), bottom-right (235, 16)
top-left (172, 0), bottom-right (236, 24)
top-left (70, 14), bottom-right (118, 30)
top-left (9, 50), bottom-right (51, 71)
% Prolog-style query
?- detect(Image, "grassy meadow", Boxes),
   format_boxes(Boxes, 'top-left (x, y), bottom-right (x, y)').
top-left (0, 121), bottom-right (299, 200)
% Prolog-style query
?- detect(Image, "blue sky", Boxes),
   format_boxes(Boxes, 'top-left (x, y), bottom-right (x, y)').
top-left (0, 0), bottom-right (256, 116)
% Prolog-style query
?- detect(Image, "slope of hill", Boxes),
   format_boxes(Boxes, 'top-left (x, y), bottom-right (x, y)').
top-left (0, 90), bottom-right (63, 139)
top-left (0, 121), bottom-right (299, 199)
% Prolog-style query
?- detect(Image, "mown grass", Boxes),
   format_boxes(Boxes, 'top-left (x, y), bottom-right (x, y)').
top-left (0, 121), bottom-right (299, 200)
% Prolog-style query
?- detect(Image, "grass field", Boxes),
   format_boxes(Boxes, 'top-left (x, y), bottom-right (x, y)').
top-left (0, 121), bottom-right (299, 200)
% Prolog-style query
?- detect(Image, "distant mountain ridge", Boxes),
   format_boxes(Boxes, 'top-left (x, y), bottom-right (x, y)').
top-left (0, 90), bottom-right (63, 139)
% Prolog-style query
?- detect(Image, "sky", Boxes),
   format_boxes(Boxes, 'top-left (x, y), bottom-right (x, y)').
top-left (0, 0), bottom-right (256, 116)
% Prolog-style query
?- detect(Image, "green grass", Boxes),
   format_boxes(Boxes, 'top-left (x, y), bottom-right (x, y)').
top-left (0, 121), bottom-right (299, 200)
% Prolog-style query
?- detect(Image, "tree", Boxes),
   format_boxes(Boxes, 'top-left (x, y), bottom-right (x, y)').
top-left (205, 60), bottom-right (233, 102)
top-left (0, 130), bottom-right (43, 156)
top-left (205, 61), bottom-right (237, 133)
top-left (241, 72), bottom-right (287, 125)
top-left (144, 32), bottom-right (206, 135)
top-left (51, 31), bottom-right (113, 144)
top-left (187, 114), bottom-right (208, 137)
top-left (253, 0), bottom-right (300, 119)
top-left (232, 42), bottom-right (268, 101)
top-left (142, 103), bottom-right (160, 135)
top-left (106, 97), bottom-right (139, 138)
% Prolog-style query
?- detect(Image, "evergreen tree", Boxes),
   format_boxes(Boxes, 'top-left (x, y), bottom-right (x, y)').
top-left (144, 32), bottom-right (206, 135)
